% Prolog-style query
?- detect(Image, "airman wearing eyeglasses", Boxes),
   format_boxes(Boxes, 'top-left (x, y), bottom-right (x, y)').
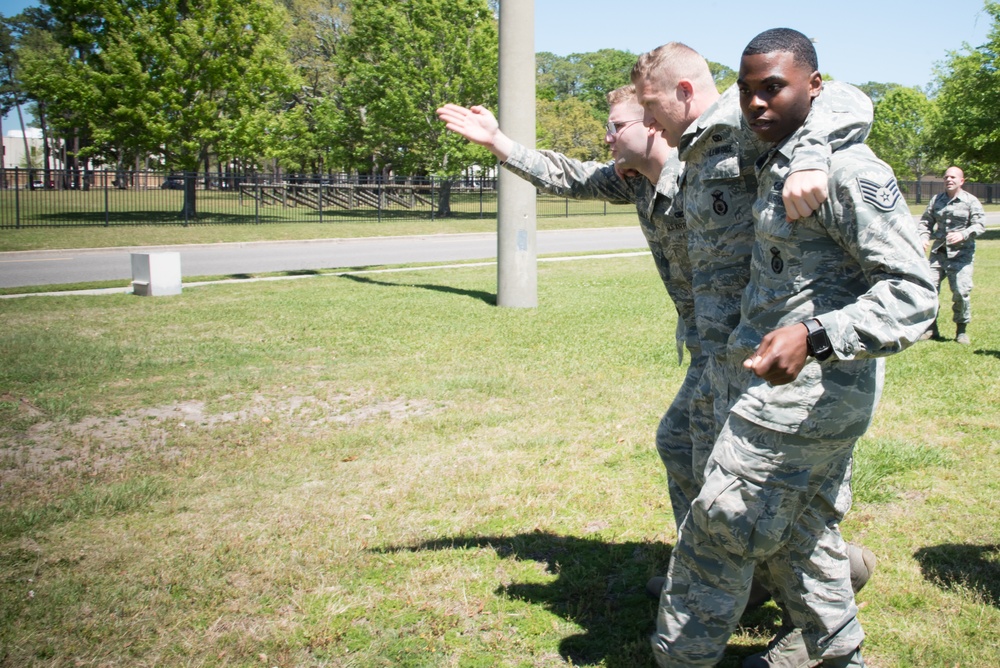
top-left (438, 88), bottom-right (708, 543)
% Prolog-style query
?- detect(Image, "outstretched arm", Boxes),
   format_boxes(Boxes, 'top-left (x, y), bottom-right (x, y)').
top-left (436, 104), bottom-right (515, 162)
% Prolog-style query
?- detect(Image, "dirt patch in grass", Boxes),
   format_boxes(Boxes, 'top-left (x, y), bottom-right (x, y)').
top-left (0, 389), bottom-right (449, 492)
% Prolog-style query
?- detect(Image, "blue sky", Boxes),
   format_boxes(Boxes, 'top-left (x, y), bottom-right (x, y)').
top-left (0, 0), bottom-right (993, 129)
top-left (535, 0), bottom-right (992, 88)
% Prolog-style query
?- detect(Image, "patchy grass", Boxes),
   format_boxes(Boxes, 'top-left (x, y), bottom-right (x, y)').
top-left (0, 239), bottom-right (999, 666)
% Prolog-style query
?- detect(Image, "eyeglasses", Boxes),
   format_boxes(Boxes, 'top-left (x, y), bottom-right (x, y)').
top-left (606, 118), bottom-right (644, 136)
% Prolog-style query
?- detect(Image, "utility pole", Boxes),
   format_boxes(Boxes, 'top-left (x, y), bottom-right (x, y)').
top-left (496, 0), bottom-right (537, 308)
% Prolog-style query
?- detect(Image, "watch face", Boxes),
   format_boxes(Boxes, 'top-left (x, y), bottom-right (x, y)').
top-left (810, 332), bottom-right (832, 360)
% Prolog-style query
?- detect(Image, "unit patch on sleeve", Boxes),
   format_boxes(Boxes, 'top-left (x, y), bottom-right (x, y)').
top-left (857, 177), bottom-right (902, 212)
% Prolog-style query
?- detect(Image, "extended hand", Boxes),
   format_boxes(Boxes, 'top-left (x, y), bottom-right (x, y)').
top-left (946, 231), bottom-right (964, 245)
top-left (743, 323), bottom-right (811, 385)
top-left (782, 169), bottom-right (828, 221)
top-left (436, 103), bottom-right (500, 148)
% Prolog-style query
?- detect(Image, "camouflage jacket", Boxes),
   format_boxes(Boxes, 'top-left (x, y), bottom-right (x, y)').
top-left (677, 82), bottom-right (873, 368)
top-left (729, 140), bottom-right (937, 438)
top-left (503, 142), bottom-right (697, 359)
top-left (919, 189), bottom-right (986, 260)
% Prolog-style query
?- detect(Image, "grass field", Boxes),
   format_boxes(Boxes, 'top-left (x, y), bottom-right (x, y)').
top-left (1, 232), bottom-right (999, 666)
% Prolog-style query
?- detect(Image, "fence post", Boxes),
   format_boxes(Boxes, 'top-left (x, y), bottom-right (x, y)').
top-left (255, 178), bottom-right (260, 224)
top-left (479, 176), bottom-right (484, 218)
top-left (318, 179), bottom-right (324, 223)
top-left (915, 180), bottom-right (922, 205)
top-left (429, 177), bottom-right (435, 222)
top-left (105, 174), bottom-right (110, 227)
top-left (14, 167), bottom-right (20, 229)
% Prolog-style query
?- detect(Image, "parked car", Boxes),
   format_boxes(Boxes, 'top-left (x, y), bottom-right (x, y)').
top-left (160, 176), bottom-right (185, 189)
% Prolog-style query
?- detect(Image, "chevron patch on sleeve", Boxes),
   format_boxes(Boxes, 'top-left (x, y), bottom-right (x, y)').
top-left (857, 177), bottom-right (902, 211)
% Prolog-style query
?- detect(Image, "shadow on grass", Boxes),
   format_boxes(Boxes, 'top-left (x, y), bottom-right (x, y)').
top-left (974, 349), bottom-right (1000, 361)
top-left (338, 273), bottom-right (496, 305)
top-left (378, 531), bottom-right (779, 666)
top-left (914, 543), bottom-right (1000, 606)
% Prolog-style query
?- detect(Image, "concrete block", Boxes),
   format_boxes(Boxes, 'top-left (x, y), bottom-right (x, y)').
top-left (131, 252), bottom-right (182, 296)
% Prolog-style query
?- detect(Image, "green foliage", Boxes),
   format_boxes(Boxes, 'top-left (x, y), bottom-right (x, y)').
top-left (709, 61), bottom-right (738, 92)
top-left (536, 97), bottom-right (609, 162)
top-left (334, 0), bottom-right (498, 177)
top-left (856, 81), bottom-right (902, 106)
top-left (868, 85), bottom-right (940, 180)
top-left (574, 49), bottom-right (639, 116)
top-left (929, 1), bottom-right (1000, 180)
top-left (271, 0), bottom-right (351, 172)
top-left (37, 0), bottom-right (299, 172)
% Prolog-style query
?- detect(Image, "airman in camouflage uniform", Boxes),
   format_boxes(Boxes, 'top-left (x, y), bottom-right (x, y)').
top-left (918, 166), bottom-right (985, 344)
top-left (641, 30), bottom-right (937, 667)
top-left (438, 90), bottom-right (706, 532)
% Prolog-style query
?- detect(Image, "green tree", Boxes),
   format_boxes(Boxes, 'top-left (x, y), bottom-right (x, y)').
top-left (536, 97), bottom-right (608, 162)
top-left (709, 61), bottom-right (737, 91)
top-left (272, 0), bottom-right (350, 173)
top-left (576, 48), bottom-right (638, 116)
top-left (335, 0), bottom-right (497, 215)
top-left (39, 0), bottom-right (298, 216)
top-left (929, 0), bottom-right (1000, 180)
top-left (868, 85), bottom-right (939, 181)
top-left (536, 50), bottom-right (588, 102)
top-left (856, 81), bottom-right (901, 106)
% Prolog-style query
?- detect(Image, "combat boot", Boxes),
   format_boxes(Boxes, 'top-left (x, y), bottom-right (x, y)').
top-left (848, 543), bottom-right (877, 593)
top-left (742, 626), bottom-right (819, 668)
top-left (956, 322), bottom-right (970, 345)
top-left (820, 647), bottom-right (866, 667)
top-left (919, 319), bottom-right (940, 341)
top-left (645, 576), bottom-right (665, 600)
top-left (742, 544), bottom-right (874, 668)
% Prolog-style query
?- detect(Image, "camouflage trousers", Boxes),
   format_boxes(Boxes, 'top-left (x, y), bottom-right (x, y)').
top-left (656, 354), bottom-right (753, 533)
top-left (929, 251), bottom-right (974, 323)
top-left (651, 414), bottom-right (863, 667)
top-left (655, 351), bottom-right (710, 532)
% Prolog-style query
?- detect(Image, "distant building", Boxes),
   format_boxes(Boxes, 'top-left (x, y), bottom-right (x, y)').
top-left (3, 128), bottom-right (64, 170)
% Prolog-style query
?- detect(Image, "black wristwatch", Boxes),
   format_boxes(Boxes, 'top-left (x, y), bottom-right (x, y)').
top-left (803, 318), bottom-right (833, 361)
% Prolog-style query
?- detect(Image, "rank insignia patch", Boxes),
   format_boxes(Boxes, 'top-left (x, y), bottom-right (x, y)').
top-left (858, 177), bottom-right (902, 212)
top-left (711, 190), bottom-right (728, 216)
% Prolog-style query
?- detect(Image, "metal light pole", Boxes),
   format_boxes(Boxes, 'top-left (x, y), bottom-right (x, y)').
top-left (496, 0), bottom-right (537, 308)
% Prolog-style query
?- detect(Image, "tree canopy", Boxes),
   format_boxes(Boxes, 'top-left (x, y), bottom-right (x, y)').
top-left (929, 1), bottom-right (1000, 180)
top-left (868, 86), bottom-right (939, 181)
top-left (333, 0), bottom-right (497, 180)
top-left (6, 0), bottom-right (1000, 184)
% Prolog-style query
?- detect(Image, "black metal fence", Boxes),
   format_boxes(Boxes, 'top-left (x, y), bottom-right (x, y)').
top-left (898, 180), bottom-right (999, 205)
top-left (2, 169), bottom-right (993, 230)
top-left (0, 168), bottom-right (631, 229)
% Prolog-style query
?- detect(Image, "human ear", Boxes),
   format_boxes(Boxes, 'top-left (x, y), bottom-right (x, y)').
top-left (809, 71), bottom-right (823, 98)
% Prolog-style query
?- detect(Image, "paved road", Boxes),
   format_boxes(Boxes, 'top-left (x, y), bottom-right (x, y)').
top-left (2, 214), bottom-right (999, 289)
top-left (0, 227), bottom-right (649, 289)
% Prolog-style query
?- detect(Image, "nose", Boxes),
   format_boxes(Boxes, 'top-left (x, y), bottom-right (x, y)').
top-left (642, 108), bottom-right (658, 130)
top-left (747, 91), bottom-right (767, 110)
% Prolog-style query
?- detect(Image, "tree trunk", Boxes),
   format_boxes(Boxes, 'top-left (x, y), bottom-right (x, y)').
top-left (15, 102), bottom-right (33, 188)
top-left (181, 171), bottom-right (197, 220)
top-left (38, 104), bottom-right (51, 189)
top-left (436, 178), bottom-right (454, 217)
